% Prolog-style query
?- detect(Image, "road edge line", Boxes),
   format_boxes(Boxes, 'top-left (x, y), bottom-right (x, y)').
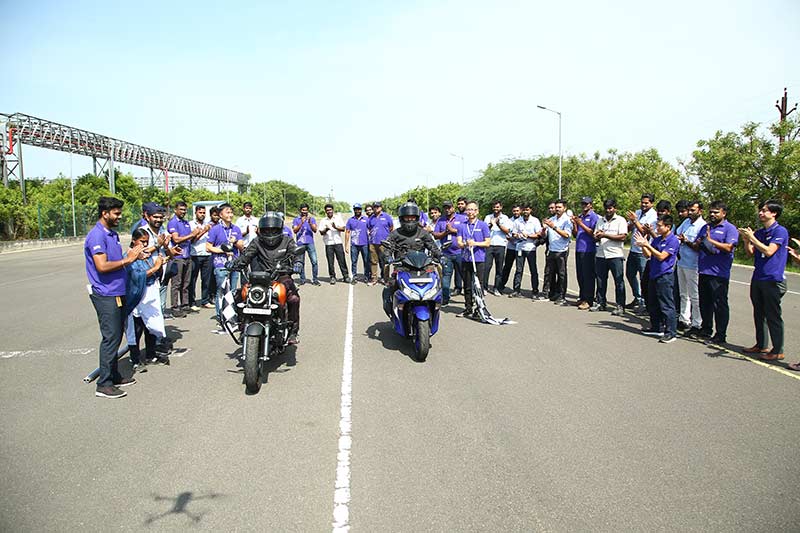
top-left (332, 283), bottom-right (354, 532)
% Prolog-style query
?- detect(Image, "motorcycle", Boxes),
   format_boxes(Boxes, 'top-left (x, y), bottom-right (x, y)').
top-left (384, 250), bottom-right (442, 362)
top-left (230, 263), bottom-right (294, 394)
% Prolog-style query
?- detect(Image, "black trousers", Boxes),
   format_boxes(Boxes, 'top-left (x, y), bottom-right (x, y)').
top-left (546, 251), bottom-right (568, 300)
top-left (89, 293), bottom-right (125, 388)
top-left (462, 260), bottom-right (486, 312)
top-left (595, 257), bottom-right (625, 307)
top-left (484, 245), bottom-right (506, 289)
top-left (129, 315), bottom-right (156, 365)
top-left (575, 251), bottom-right (596, 304)
top-left (170, 257), bottom-right (192, 309)
top-left (513, 249), bottom-right (539, 293)
top-left (698, 274), bottom-right (730, 340)
top-left (189, 255), bottom-right (212, 306)
top-left (325, 243), bottom-right (349, 280)
top-left (498, 248), bottom-right (517, 292)
top-left (750, 280), bottom-right (786, 353)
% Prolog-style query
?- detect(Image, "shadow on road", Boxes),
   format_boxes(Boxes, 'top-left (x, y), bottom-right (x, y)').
top-left (364, 320), bottom-right (417, 360)
top-left (144, 491), bottom-right (225, 526)
top-left (225, 343), bottom-right (298, 393)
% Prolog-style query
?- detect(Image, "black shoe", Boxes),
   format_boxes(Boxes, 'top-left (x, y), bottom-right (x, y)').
top-left (113, 377), bottom-right (137, 387)
top-left (330, 278), bottom-right (336, 285)
top-left (95, 386), bottom-right (126, 399)
top-left (677, 322), bottom-right (688, 332)
top-left (453, 289), bottom-right (462, 296)
top-left (704, 336), bottom-right (727, 346)
top-left (610, 307), bottom-right (625, 316)
top-left (554, 298), bottom-right (567, 306)
top-left (589, 304), bottom-right (607, 312)
top-left (171, 308), bottom-right (186, 318)
top-left (350, 277), bottom-right (357, 285)
top-left (659, 334), bottom-right (677, 344)
top-left (456, 309), bottom-right (473, 318)
top-left (155, 343), bottom-right (172, 355)
top-left (149, 356), bottom-right (170, 366)
top-left (534, 294), bottom-right (549, 301)
top-left (696, 329), bottom-right (713, 339)
top-left (288, 334), bottom-right (299, 345)
top-left (684, 327), bottom-right (702, 339)
top-left (624, 300), bottom-right (639, 309)
top-left (642, 328), bottom-right (664, 338)
top-left (509, 292), bottom-right (522, 298)
top-left (471, 310), bottom-right (482, 320)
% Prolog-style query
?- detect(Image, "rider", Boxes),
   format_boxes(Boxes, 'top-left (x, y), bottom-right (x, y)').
top-left (381, 202), bottom-right (442, 316)
top-left (227, 212), bottom-right (303, 344)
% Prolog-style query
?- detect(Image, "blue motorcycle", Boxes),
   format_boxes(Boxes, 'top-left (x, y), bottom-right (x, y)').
top-left (383, 251), bottom-right (442, 361)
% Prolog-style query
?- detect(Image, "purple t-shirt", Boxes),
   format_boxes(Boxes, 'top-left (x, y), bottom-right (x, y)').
top-left (292, 216), bottom-right (316, 245)
top-left (208, 222), bottom-right (243, 268)
top-left (575, 210), bottom-right (600, 253)
top-left (282, 226), bottom-right (293, 238)
top-left (368, 212), bottom-right (394, 245)
top-left (346, 215), bottom-right (369, 246)
top-left (435, 214), bottom-right (467, 257)
top-left (457, 219), bottom-right (491, 263)
top-left (167, 215), bottom-right (192, 259)
top-left (648, 233), bottom-right (679, 279)
top-left (84, 222), bottom-right (126, 297)
top-left (697, 220), bottom-right (738, 278)
top-left (752, 222), bottom-right (789, 282)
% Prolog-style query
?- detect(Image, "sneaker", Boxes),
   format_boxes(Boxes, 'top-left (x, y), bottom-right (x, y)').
top-left (642, 328), bottom-right (664, 337)
top-left (677, 322), bottom-right (688, 332)
top-left (509, 292), bottom-right (522, 298)
top-left (188, 306), bottom-right (201, 313)
top-left (492, 289), bottom-right (502, 297)
top-left (132, 364), bottom-right (148, 373)
top-left (203, 303), bottom-right (215, 309)
top-left (171, 308), bottom-right (186, 318)
top-left (150, 356), bottom-right (170, 365)
top-left (113, 377), bottom-right (137, 387)
top-left (330, 278), bottom-right (336, 285)
top-left (578, 302), bottom-right (590, 310)
top-left (610, 307), bottom-right (624, 316)
top-left (456, 309), bottom-right (473, 318)
top-left (345, 277), bottom-right (353, 284)
top-left (312, 279), bottom-right (321, 286)
top-left (155, 343), bottom-right (172, 354)
top-left (704, 336), bottom-right (727, 346)
top-left (589, 304), bottom-right (607, 312)
top-left (367, 280), bottom-right (377, 286)
top-left (684, 327), bottom-right (702, 339)
top-left (453, 289), bottom-right (462, 296)
top-left (534, 294), bottom-right (549, 301)
top-left (659, 334), bottom-right (677, 344)
top-left (624, 300), bottom-right (639, 310)
top-left (471, 310), bottom-right (482, 320)
top-left (554, 298), bottom-right (567, 306)
top-left (95, 386), bottom-right (126, 399)
top-left (298, 279), bottom-right (307, 286)
top-left (288, 334), bottom-right (299, 345)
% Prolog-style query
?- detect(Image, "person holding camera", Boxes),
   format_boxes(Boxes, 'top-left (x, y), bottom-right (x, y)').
top-left (206, 203), bottom-right (244, 329)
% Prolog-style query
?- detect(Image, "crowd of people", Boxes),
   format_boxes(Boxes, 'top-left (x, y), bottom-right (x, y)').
top-left (83, 193), bottom-right (799, 398)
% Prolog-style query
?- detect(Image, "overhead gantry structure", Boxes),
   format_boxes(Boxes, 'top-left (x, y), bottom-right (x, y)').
top-left (0, 112), bottom-right (249, 202)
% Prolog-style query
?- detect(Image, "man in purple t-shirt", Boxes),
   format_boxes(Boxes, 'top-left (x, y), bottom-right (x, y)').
top-left (345, 203), bottom-right (370, 283)
top-left (433, 201), bottom-right (466, 304)
top-left (292, 203), bottom-right (320, 285)
top-left (167, 201), bottom-right (197, 316)
top-left (689, 200), bottom-right (738, 345)
top-left (367, 201), bottom-right (394, 285)
top-left (85, 197), bottom-right (143, 398)
top-left (456, 201), bottom-right (491, 318)
top-left (635, 214), bottom-right (679, 343)
top-left (206, 203), bottom-right (244, 327)
top-left (571, 196), bottom-right (600, 309)
top-left (739, 199), bottom-right (789, 361)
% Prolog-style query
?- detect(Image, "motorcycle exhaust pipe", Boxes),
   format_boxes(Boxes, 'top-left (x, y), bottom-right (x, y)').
top-left (82, 345), bottom-right (130, 383)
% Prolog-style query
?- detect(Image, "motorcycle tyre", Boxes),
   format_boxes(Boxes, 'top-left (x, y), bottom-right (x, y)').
top-left (244, 334), bottom-right (262, 394)
top-left (413, 318), bottom-right (431, 362)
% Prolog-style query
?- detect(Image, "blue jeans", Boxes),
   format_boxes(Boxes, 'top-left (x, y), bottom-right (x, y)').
top-left (647, 273), bottom-right (677, 336)
top-left (441, 255), bottom-right (459, 303)
top-left (350, 244), bottom-right (369, 280)
top-left (595, 256), bottom-right (625, 307)
top-left (296, 243), bottom-right (319, 282)
top-left (214, 267), bottom-right (240, 321)
top-left (626, 251), bottom-right (647, 300)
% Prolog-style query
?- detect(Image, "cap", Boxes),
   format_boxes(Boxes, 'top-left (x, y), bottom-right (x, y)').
top-left (372, 201), bottom-right (382, 207)
top-left (353, 203), bottom-right (362, 209)
top-left (143, 202), bottom-right (162, 215)
top-left (442, 200), bottom-right (454, 208)
top-left (580, 196), bottom-right (593, 205)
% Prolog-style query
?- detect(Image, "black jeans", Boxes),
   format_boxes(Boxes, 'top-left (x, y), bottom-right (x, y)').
top-left (190, 255), bottom-right (212, 306)
top-left (595, 257), bottom-right (625, 307)
top-left (325, 243), bottom-right (349, 280)
top-left (129, 315), bottom-right (156, 365)
top-left (647, 273), bottom-right (677, 336)
top-left (89, 293), bottom-right (125, 388)
top-left (513, 249), bottom-right (539, 293)
top-left (750, 279), bottom-right (786, 353)
top-left (462, 260), bottom-right (486, 312)
top-left (497, 248), bottom-right (517, 292)
top-left (484, 245), bottom-right (506, 289)
top-left (698, 274), bottom-right (730, 340)
top-left (546, 251), bottom-right (568, 300)
top-left (575, 251), bottom-right (596, 304)
top-left (170, 257), bottom-right (192, 309)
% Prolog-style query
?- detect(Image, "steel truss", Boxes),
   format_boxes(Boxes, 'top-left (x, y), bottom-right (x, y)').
top-left (1, 112), bottom-right (248, 197)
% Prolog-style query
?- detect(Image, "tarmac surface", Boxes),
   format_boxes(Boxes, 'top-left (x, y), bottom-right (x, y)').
top-left (1, 242), bottom-right (799, 532)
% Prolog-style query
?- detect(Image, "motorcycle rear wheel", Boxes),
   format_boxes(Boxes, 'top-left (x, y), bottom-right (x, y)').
top-left (243, 334), bottom-right (262, 394)
top-left (413, 318), bottom-right (431, 362)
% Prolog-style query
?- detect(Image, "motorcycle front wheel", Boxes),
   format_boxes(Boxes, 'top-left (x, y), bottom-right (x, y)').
top-left (413, 318), bottom-right (431, 362)
top-left (243, 334), bottom-right (262, 394)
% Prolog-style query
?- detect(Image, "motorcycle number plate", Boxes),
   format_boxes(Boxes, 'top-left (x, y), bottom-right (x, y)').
top-left (409, 277), bottom-right (432, 284)
top-left (243, 307), bottom-right (271, 316)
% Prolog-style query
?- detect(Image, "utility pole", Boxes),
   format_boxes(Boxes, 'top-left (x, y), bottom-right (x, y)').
top-left (775, 87), bottom-right (798, 145)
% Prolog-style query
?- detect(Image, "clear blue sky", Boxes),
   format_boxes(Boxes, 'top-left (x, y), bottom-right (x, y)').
top-left (2, 0), bottom-right (798, 203)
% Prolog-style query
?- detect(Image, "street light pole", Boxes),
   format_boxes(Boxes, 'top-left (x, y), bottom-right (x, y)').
top-left (537, 105), bottom-right (562, 198)
top-left (449, 152), bottom-right (464, 184)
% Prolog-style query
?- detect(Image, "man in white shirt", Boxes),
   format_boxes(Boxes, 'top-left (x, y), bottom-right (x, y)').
top-left (188, 204), bottom-right (213, 310)
top-left (497, 204), bottom-right (522, 295)
top-left (592, 199), bottom-right (629, 315)
top-left (483, 201), bottom-right (512, 295)
top-left (625, 193), bottom-right (657, 312)
top-left (319, 203), bottom-right (351, 284)
top-left (235, 202), bottom-right (259, 247)
top-left (509, 205), bottom-right (543, 299)
top-left (675, 200), bottom-right (705, 334)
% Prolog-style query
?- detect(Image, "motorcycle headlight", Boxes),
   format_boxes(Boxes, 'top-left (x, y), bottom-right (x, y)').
top-left (421, 285), bottom-right (441, 301)
top-left (401, 285), bottom-right (421, 300)
top-left (248, 286), bottom-right (267, 305)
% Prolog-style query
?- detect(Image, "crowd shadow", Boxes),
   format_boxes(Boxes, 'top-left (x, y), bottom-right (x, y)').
top-left (364, 320), bottom-right (417, 360)
top-left (144, 490), bottom-right (225, 526)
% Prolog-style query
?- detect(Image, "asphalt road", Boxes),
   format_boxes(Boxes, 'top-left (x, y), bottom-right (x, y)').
top-left (1, 242), bottom-right (798, 532)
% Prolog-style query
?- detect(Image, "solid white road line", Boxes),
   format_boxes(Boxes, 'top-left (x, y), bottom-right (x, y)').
top-left (332, 284), bottom-right (354, 532)
top-left (729, 278), bottom-right (800, 296)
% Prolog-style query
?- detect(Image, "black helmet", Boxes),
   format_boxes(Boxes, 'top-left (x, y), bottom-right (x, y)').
top-left (258, 211), bottom-right (284, 248)
top-left (398, 202), bottom-right (420, 236)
